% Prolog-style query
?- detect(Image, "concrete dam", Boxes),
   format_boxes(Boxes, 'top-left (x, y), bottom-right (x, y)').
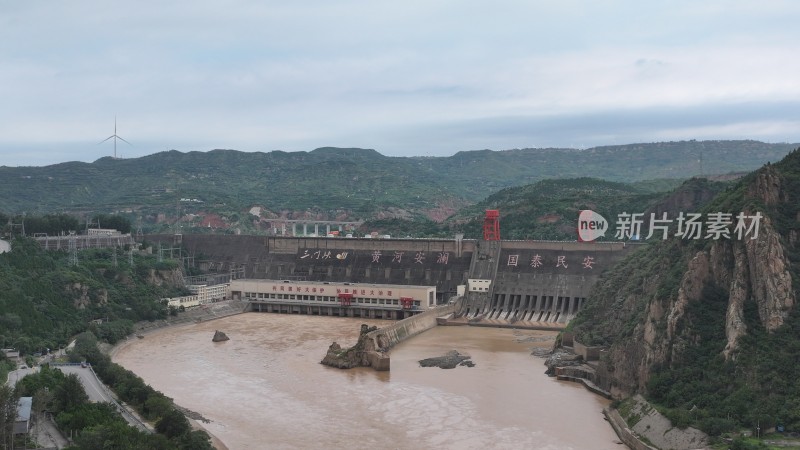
top-left (144, 234), bottom-right (635, 328)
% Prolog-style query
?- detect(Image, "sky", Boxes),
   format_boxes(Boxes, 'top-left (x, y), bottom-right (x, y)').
top-left (2, 1), bottom-right (800, 167)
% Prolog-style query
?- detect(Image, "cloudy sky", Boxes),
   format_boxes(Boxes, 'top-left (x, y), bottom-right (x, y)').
top-left (2, 1), bottom-right (799, 166)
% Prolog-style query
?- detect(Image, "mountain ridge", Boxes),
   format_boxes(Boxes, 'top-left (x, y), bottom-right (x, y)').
top-left (0, 140), bottom-right (796, 236)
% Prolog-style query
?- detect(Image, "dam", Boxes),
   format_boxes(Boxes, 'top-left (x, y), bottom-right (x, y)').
top-left (145, 233), bottom-right (635, 328)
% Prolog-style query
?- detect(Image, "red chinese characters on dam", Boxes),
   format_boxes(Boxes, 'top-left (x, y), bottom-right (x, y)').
top-left (270, 284), bottom-right (393, 297)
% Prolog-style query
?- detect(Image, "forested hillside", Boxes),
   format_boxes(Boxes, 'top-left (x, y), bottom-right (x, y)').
top-left (568, 148), bottom-right (800, 437)
top-left (0, 141), bottom-right (794, 234)
top-left (0, 238), bottom-right (187, 355)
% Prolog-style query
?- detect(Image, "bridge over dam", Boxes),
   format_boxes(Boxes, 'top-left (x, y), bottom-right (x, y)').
top-left (143, 234), bottom-right (636, 328)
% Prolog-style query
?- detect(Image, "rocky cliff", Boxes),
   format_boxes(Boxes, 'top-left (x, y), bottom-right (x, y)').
top-left (568, 149), bottom-right (800, 433)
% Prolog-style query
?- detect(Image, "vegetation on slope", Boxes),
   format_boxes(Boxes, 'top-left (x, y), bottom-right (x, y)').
top-left (0, 141), bottom-right (793, 234)
top-left (0, 238), bottom-right (187, 355)
top-left (1, 238), bottom-right (211, 449)
top-left (10, 355), bottom-right (213, 450)
top-left (0, 175), bottom-right (725, 242)
top-left (569, 148), bottom-right (800, 438)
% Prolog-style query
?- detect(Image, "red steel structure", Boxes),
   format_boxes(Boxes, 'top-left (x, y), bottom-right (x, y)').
top-left (483, 210), bottom-right (501, 241)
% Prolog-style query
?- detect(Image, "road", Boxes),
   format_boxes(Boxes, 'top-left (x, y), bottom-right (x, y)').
top-left (55, 365), bottom-right (152, 433)
top-left (5, 366), bottom-right (38, 387)
top-left (57, 365), bottom-right (115, 403)
top-left (8, 364), bottom-right (151, 433)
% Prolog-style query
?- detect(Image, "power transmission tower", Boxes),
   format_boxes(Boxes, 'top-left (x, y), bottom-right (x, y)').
top-left (85, 216), bottom-right (101, 233)
top-left (129, 248), bottom-right (134, 267)
top-left (112, 247), bottom-right (118, 267)
top-left (68, 232), bottom-right (78, 266)
top-left (9, 216), bottom-right (25, 237)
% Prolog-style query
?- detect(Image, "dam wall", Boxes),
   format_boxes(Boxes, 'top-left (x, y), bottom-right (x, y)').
top-left (144, 234), bottom-right (640, 325)
top-left (367, 300), bottom-right (460, 351)
top-left (145, 234), bottom-right (473, 303)
top-left (463, 241), bottom-right (634, 324)
top-left (360, 300), bottom-right (461, 370)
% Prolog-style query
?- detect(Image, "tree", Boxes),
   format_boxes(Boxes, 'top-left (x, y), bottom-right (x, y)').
top-left (143, 394), bottom-right (173, 421)
top-left (92, 214), bottom-right (132, 234)
top-left (55, 373), bottom-right (88, 412)
top-left (155, 408), bottom-right (190, 438)
top-left (175, 429), bottom-right (214, 450)
top-left (0, 385), bottom-right (18, 450)
top-left (71, 420), bottom-right (173, 450)
top-left (32, 386), bottom-right (54, 416)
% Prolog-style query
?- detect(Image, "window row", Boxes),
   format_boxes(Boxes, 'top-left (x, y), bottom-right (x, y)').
top-left (243, 292), bottom-right (421, 307)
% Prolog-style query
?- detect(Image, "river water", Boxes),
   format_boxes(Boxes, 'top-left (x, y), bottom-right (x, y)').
top-left (113, 314), bottom-right (619, 450)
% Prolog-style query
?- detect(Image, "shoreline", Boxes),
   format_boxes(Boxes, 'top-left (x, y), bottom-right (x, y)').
top-left (109, 303), bottom-right (245, 450)
top-left (111, 309), bottom-right (620, 449)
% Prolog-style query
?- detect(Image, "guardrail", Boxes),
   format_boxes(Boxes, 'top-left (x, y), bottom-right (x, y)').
top-left (86, 365), bottom-right (152, 433)
top-left (51, 363), bottom-right (152, 433)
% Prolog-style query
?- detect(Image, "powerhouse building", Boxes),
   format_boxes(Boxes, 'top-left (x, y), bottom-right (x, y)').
top-left (230, 279), bottom-right (437, 320)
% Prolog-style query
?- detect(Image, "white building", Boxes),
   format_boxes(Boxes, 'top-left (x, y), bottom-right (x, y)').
top-left (87, 228), bottom-right (121, 236)
top-left (163, 283), bottom-right (229, 308)
top-left (230, 279), bottom-right (436, 319)
top-left (188, 283), bottom-right (229, 303)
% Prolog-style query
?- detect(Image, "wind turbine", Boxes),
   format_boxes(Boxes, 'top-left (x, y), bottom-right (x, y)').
top-left (98, 116), bottom-right (131, 159)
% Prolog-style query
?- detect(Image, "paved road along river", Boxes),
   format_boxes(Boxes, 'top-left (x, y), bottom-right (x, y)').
top-left (113, 314), bottom-right (619, 450)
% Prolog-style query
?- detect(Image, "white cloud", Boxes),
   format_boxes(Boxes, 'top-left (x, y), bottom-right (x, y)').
top-left (1, 1), bottom-right (799, 165)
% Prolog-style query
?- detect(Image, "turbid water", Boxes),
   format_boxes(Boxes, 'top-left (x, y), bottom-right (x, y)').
top-left (113, 314), bottom-right (619, 450)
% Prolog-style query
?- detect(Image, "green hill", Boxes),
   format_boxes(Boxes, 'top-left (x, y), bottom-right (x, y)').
top-left (446, 177), bottom-right (726, 240)
top-left (0, 239), bottom-right (186, 354)
top-left (568, 147), bottom-right (800, 436)
top-left (0, 141), bottom-right (794, 235)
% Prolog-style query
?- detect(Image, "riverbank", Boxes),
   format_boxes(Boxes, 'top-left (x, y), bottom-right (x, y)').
top-left (110, 327), bottom-right (230, 450)
top-left (108, 299), bottom-right (248, 357)
top-left (108, 300), bottom-right (247, 450)
top-left (113, 314), bottom-right (620, 449)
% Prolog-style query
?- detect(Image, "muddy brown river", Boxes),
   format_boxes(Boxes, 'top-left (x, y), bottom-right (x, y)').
top-left (113, 314), bottom-right (619, 449)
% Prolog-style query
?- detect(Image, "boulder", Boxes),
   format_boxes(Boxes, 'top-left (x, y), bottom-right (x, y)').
top-left (419, 350), bottom-right (474, 369)
top-left (544, 350), bottom-right (582, 375)
top-left (212, 330), bottom-right (230, 342)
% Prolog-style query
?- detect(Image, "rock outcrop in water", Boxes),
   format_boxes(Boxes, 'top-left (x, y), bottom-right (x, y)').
top-left (418, 350), bottom-right (474, 369)
top-left (320, 324), bottom-right (378, 369)
top-left (543, 349), bottom-right (582, 376)
top-left (212, 330), bottom-right (230, 342)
